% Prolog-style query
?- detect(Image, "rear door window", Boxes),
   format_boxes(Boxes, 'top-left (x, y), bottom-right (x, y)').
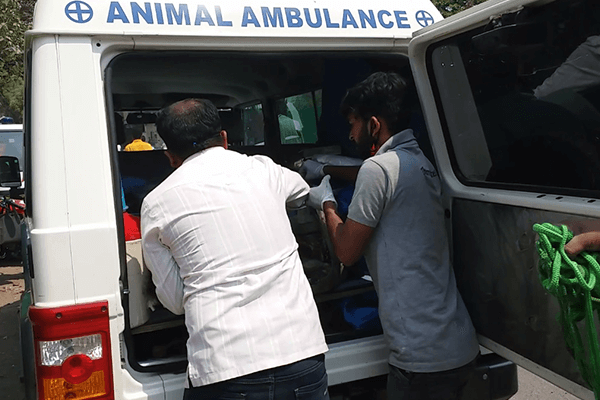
top-left (428, 0), bottom-right (600, 195)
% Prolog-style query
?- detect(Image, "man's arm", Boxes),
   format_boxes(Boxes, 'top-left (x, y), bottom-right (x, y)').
top-left (280, 163), bottom-right (311, 209)
top-left (309, 161), bottom-right (387, 266)
top-left (141, 202), bottom-right (185, 315)
top-left (299, 160), bottom-right (360, 184)
top-left (322, 201), bottom-right (374, 266)
top-left (564, 231), bottom-right (600, 258)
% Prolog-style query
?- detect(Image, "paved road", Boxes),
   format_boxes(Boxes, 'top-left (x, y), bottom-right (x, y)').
top-left (513, 367), bottom-right (579, 400)
top-left (0, 263), bottom-right (26, 400)
top-left (0, 263), bottom-right (585, 399)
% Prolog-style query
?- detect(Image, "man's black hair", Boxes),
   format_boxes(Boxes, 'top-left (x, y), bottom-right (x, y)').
top-left (156, 98), bottom-right (222, 159)
top-left (340, 72), bottom-right (410, 133)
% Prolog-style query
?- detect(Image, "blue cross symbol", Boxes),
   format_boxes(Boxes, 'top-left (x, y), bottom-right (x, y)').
top-left (65, 1), bottom-right (93, 24)
top-left (415, 10), bottom-right (435, 28)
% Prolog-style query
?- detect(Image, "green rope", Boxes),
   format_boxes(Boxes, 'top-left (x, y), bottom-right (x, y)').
top-left (533, 223), bottom-right (600, 399)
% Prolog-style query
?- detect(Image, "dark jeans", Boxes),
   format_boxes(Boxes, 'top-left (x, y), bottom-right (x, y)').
top-left (183, 354), bottom-right (329, 400)
top-left (386, 356), bottom-right (477, 400)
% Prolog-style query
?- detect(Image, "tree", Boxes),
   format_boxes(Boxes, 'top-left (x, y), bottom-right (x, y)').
top-left (0, 0), bottom-right (35, 123)
top-left (432, 0), bottom-right (490, 17)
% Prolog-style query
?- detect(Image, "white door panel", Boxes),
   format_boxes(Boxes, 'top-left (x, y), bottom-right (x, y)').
top-left (409, 0), bottom-right (600, 397)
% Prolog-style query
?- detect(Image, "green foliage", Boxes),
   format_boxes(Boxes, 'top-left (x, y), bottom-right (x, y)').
top-left (0, 0), bottom-right (35, 122)
top-left (432, 0), bottom-right (490, 17)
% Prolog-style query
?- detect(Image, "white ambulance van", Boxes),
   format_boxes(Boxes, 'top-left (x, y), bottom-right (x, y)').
top-left (15, 0), bottom-right (600, 398)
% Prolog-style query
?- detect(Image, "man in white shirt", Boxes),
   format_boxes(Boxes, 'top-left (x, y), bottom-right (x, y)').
top-left (141, 98), bottom-right (329, 400)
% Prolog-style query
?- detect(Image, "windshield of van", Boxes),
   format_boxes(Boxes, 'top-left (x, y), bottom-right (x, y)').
top-left (115, 93), bottom-right (323, 149)
top-left (429, 0), bottom-right (600, 195)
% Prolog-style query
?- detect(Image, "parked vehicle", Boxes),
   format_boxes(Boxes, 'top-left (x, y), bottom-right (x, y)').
top-left (16, 0), bottom-right (600, 399)
top-left (0, 156), bottom-right (25, 259)
top-left (0, 124), bottom-right (24, 197)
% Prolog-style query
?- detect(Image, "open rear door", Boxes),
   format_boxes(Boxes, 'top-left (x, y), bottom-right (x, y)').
top-left (409, 0), bottom-right (600, 398)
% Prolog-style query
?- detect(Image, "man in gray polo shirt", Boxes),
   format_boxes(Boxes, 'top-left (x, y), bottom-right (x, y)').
top-left (307, 72), bottom-right (479, 399)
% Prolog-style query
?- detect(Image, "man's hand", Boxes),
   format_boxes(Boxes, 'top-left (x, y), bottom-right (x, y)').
top-left (299, 159), bottom-right (326, 181)
top-left (564, 231), bottom-right (600, 258)
top-left (308, 175), bottom-right (337, 211)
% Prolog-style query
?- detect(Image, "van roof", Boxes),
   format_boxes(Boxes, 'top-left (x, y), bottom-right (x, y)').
top-left (29, 0), bottom-right (443, 40)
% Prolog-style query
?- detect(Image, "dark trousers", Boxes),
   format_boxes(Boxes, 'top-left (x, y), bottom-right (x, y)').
top-left (386, 356), bottom-right (477, 400)
top-left (184, 354), bottom-right (329, 400)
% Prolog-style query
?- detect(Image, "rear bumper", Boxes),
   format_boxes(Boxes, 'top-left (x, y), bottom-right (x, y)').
top-left (325, 335), bottom-right (389, 386)
top-left (327, 338), bottom-right (518, 400)
top-left (326, 347), bottom-right (518, 399)
top-left (462, 353), bottom-right (519, 400)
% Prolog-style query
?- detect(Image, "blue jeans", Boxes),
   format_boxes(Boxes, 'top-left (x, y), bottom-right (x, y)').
top-left (183, 354), bottom-right (329, 400)
top-left (386, 356), bottom-right (477, 400)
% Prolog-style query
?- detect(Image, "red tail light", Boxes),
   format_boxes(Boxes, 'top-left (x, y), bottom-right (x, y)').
top-left (29, 301), bottom-right (114, 400)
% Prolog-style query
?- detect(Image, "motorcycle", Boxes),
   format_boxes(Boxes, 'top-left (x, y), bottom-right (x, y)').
top-left (0, 195), bottom-right (25, 260)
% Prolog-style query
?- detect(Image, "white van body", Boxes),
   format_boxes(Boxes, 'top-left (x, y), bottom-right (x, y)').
top-left (19, 0), bottom-right (599, 399)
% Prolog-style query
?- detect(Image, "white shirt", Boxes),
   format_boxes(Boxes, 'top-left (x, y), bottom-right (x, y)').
top-left (141, 147), bottom-right (328, 387)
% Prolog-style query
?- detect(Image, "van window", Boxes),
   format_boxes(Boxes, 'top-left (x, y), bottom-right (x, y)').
top-left (428, 0), bottom-right (600, 194)
top-left (115, 111), bottom-right (162, 151)
top-left (275, 90), bottom-right (322, 144)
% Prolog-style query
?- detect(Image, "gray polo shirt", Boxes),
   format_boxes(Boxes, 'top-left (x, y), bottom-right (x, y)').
top-left (347, 129), bottom-right (479, 373)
